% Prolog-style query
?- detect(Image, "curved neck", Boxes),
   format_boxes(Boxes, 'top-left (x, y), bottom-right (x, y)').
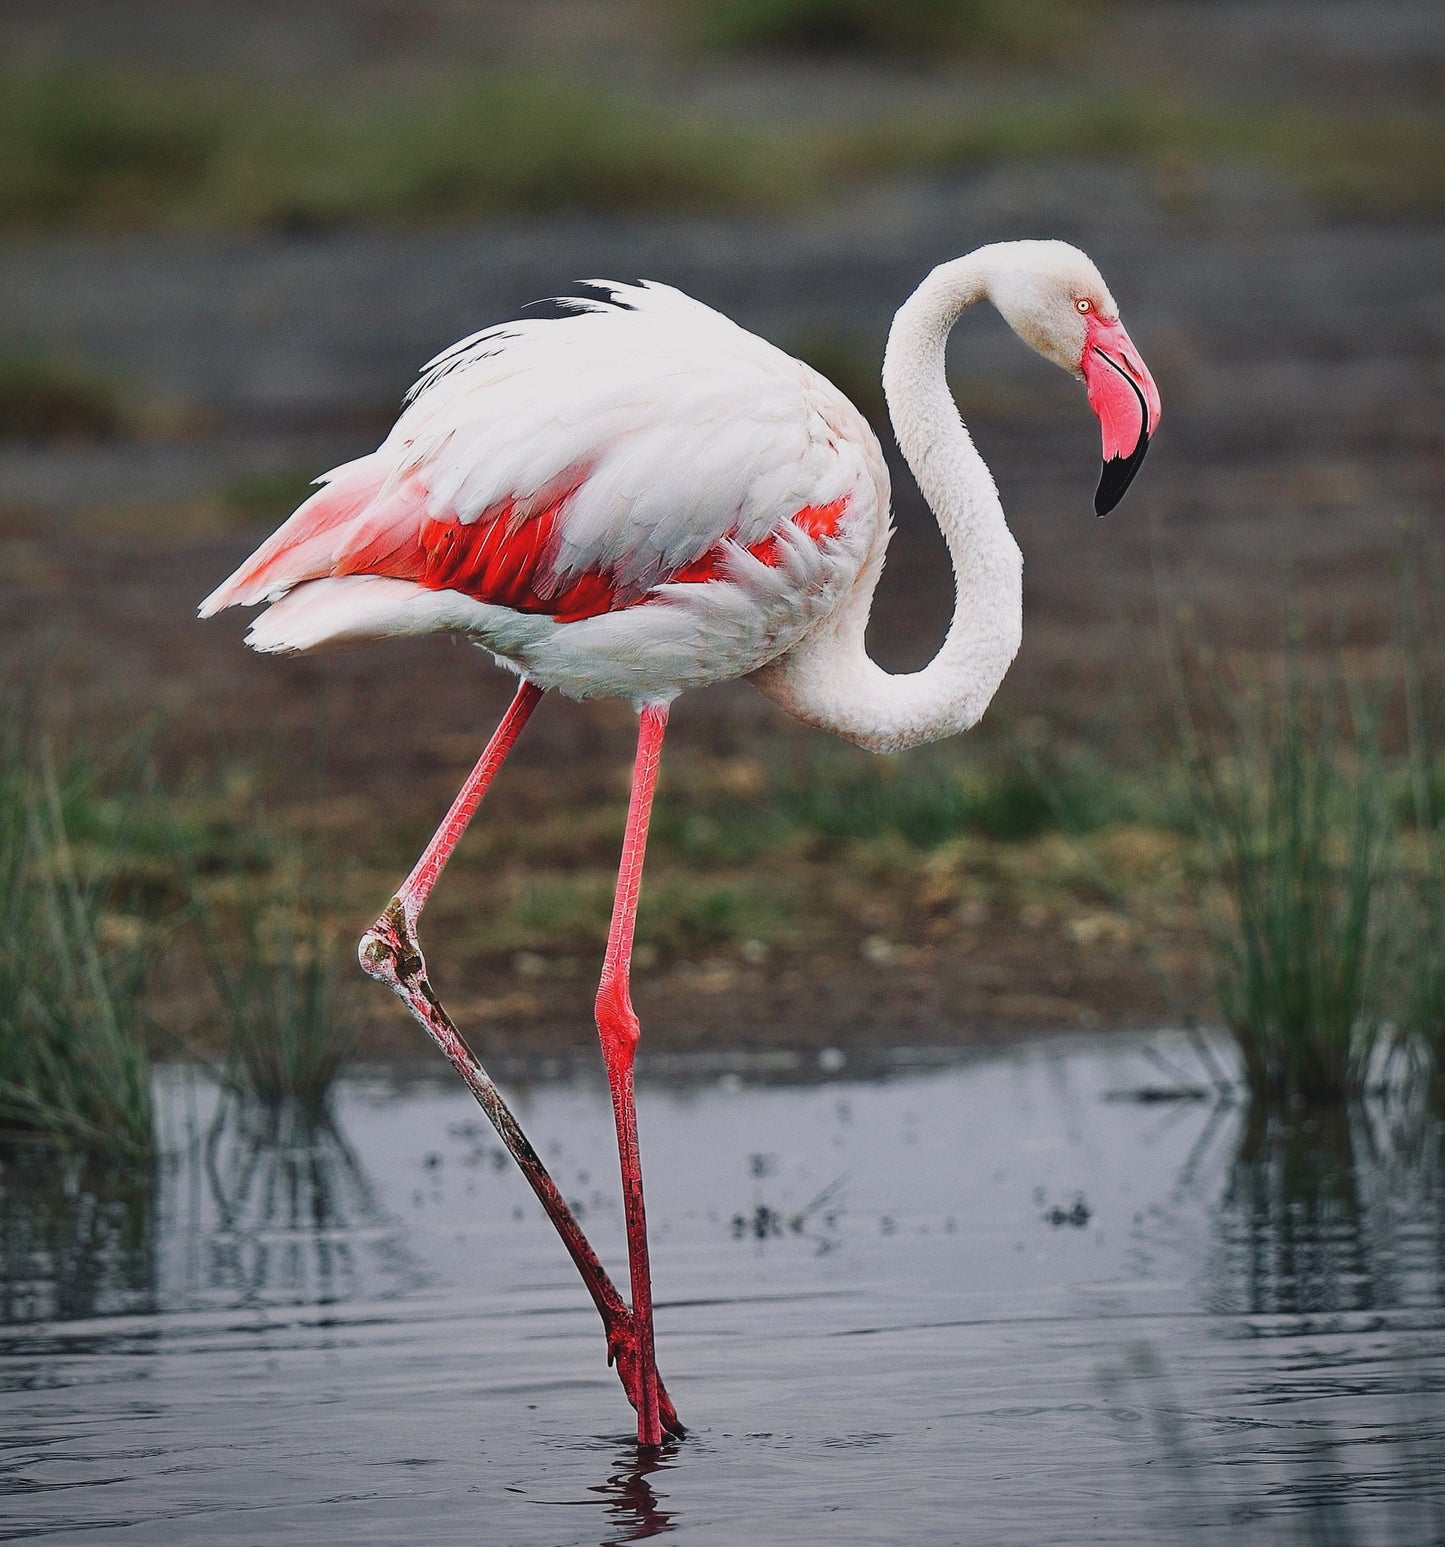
top-left (755, 254), bottom-right (1023, 753)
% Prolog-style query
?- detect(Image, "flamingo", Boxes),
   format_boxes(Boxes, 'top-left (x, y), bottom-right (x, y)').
top-left (199, 239), bottom-right (1160, 1447)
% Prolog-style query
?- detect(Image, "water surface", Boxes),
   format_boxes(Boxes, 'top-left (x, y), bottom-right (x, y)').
top-left (3, 1035), bottom-right (1443, 1544)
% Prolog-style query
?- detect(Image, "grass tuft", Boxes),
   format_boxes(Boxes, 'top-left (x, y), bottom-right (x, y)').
top-left (1398, 590), bottom-right (1445, 1106)
top-left (1175, 650), bottom-right (1391, 1102)
top-left (196, 860), bottom-right (352, 1124)
top-left (0, 724), bottom-right (154, 1155)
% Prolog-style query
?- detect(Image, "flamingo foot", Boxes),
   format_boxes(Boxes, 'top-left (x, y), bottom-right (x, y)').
top-left (359, 898), bottom-right (685, 1443)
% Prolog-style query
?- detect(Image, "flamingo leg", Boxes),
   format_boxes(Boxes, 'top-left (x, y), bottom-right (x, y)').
top-left (390, 677), bottom-right (545, 932)
top-left (594, 702), bottom-right (669, 1449)
top-left (359, 680), bottom-right (683, 1439)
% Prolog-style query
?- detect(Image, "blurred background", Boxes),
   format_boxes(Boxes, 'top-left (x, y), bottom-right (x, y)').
top-left (4, 12), bottom-right (1444, 1536)
top-left (0, 0), bottom-right (1440, 1082)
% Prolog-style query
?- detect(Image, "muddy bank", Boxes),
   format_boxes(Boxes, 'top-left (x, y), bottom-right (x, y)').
top-left (3, 188), bottom-right (1438, 1055)
top-left (0, 0), bottom-right (1439, 1054)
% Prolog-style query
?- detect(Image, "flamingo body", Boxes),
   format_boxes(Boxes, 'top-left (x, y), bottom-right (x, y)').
top-left (201, 241), bottom-right (1160, 1446)
top-left (201, 282), bottom-right (889, 702)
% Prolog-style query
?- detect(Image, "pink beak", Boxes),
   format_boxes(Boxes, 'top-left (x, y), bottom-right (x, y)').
top-left (1081, 315), bottom-right (1162, 516)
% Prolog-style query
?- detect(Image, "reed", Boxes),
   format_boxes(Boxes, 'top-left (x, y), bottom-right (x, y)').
top-left (195, 856), bottom-right (352, 1124)
top-left (1399, 601), bottom-right (1445, 1106)
top-left (1405, 829), bottom-right (1445, 1107)
top-left (1175, 650), bottom-right (1391, 1102)
top-left (0, 729), bottom-right (154, 1155)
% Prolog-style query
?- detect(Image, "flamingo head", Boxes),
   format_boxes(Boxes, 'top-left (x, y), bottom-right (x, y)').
top-left (985, 240), bottom-right (1162, 516)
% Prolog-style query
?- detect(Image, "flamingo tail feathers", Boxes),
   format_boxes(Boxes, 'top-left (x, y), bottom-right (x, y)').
top-left (197, 453), bottom-right (392, 617)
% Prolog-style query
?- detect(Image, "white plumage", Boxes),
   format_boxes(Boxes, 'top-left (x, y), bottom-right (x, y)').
top-left (202, 281), bottom-right (889, 702)
top-left (407, 282), bottom-right (873, 576)
top-left (200, 242), bottom-right (1161, 1449)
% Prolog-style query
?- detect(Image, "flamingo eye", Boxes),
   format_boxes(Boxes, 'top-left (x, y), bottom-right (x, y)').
top-left (1075, 298), bottom-right (1093, 314)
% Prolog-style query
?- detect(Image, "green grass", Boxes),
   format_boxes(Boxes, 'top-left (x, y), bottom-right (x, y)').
top-left (194, 858), bottom-right (352, 1123)
top-left (1175, 656), bottom-right (1391, 1103)
top-left (0, 729), bottom-right (154, 1155)
top-left (0, 354), bottom-right (132, 441)
top-left (0, 71), bottom-right (223, 227)
top-left (1399, 602), bottom-right (1445, 1105)
top-left (1404, 830), bottom-right (1445, 1106)
top-left (646, 746), bottom-right (1133, 870)
top-left (474, 739), bottom-right (1136, 973)
top-left (0, 700), bottom-right (355, 1141)
top-left (844, 94), bottom-right (1445, 220)
top-left (0, 69), bottom-right (798, 234)
top-left (649, 800), bottom-right (789, 868)
top-left (773, 744), bottom-right (1131, 848)
top-left (1, 68), bottom-right (1438, 232)
top-left (492, 871), bottom-right (788, 961)
top-left (640, 876), bottom-right (790, 957)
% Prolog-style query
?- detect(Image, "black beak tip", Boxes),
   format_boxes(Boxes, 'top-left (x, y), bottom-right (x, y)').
top-left (1094, 433), bottom-right (1151, 518)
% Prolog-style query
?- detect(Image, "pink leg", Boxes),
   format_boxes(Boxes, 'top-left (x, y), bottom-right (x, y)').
top-left (393, 677), bottom-right (544, 931)
top-left (359, 680), bottom-right (682, 1439)
top-left (595, 702), bottom-right (669, 1449)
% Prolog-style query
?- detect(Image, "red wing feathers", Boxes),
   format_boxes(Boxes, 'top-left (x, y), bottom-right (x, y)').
top-left (666, 498), bottom-right (849, 584)
top-left (339, 492), bottom-right (625, 624)
top-left (205, 465), bottom-right (850, 626)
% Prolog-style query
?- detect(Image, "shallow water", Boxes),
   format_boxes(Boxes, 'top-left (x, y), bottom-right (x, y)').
top-left (3, 1035), bottom-right (1444, 1545)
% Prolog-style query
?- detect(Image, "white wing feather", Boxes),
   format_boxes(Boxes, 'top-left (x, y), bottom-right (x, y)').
top-left (202, 281), bottom-right (891, 701)
top-left (385, 281), bottom-right (879, 595)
